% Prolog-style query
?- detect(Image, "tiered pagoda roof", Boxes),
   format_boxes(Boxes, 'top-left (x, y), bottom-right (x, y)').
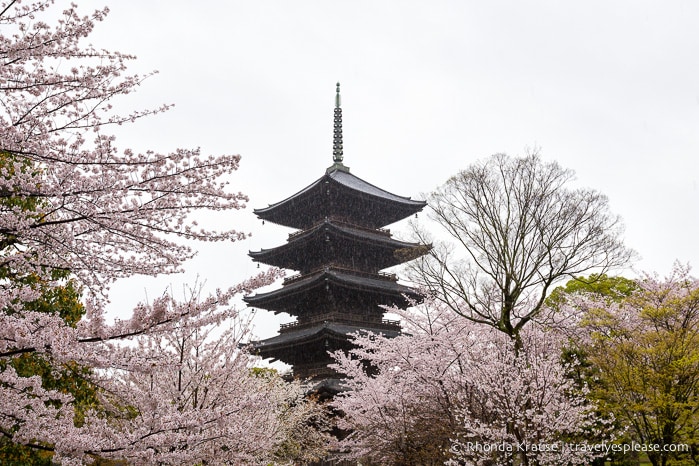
top-left (253, 322), bottom-right (402, 374)
top-left (246, 84), bottom-right (429, 383)
top-left (249, 218), bottom-right (428, 272)
top-left (245, 266), bottom-right (421, 314)
top-left (254, 167), bottom-right (426, 230)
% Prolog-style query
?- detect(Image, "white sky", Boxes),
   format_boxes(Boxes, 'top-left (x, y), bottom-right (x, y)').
top-left (86, 1), bottom-right (699, 339)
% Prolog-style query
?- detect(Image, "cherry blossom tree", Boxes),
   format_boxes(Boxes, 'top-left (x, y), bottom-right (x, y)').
top-left (99, 288), bottom-right (328, 465)
top-left (1, 274), bottom-right (302, 464)
top-left (330, 299), bottom-right (467, 465)
top-left (563, 265), bottom-right (699, 466)
top-left (332, 298), bottom-right (614, 465)
top-left (0, 275), bottom-right (99, 464)
top-left (1, 0), bottom-right (248, 309)
top-left (0, 1), bottom-right (305, 462)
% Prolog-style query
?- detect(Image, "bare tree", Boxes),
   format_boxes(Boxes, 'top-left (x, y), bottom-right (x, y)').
top-left (410, 152), bottom-right (634, 342)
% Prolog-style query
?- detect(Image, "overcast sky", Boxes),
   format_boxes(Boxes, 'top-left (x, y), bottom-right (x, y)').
top-left (88, 1), bottom-right (699, 339)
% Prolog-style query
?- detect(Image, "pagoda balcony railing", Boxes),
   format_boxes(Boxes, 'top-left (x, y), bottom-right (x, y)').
top-left (287, 215), bottom-right (391, 241)
top-left (281, 368), bottom-right (339, 382)
top-left (288, 364), bottom-right (340, 380)
top-left (279, 312), bottom-right (401, 333)
top-left (282, 264), bottom-right (397, 286)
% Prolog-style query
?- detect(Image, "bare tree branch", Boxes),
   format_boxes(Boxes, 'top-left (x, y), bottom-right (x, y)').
top-left (409, 152), bottom-right (635, 343)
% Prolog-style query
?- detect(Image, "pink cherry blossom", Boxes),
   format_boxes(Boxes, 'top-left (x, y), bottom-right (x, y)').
top-left (332, 297), bottom-right (614, 465)
top-left (1, 1), bottom-right (322, 462)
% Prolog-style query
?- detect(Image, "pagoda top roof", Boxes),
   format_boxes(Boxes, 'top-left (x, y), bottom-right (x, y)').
top-left (254, 83), bottom-right (427, 229)
top-left (328, 169), bottom-right (421, 204)
top-left (254, 168), bottom-right (427, 229)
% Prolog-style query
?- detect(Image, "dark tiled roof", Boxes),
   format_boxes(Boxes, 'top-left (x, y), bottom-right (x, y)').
top-left (249, 218), bottom-right (427, 270)
top-left (253, 168), bottom-right (426, 229)
top-left (251, 322), bottom-right (401, 350)
top-left (244, 268), bottom-right (420, 313)
top-left (328, 169), bottom-right (422, 204)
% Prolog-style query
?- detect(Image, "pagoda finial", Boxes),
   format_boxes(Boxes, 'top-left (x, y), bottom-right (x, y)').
top-left (332, 82), bottom-right (343, 163)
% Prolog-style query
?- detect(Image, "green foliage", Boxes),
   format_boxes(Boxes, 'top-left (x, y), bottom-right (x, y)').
top-left (550, 275), bottom-right (645, 465)
top-left (0, 278), bottom-right (99, 463)
top-left (0, 152), bottom-right (42, 256)
top-left (0, 151), bottom-right (41, 209)
top-left (0, 441), bottom-right (54, 466)
top-left (250, 366), bottom-right (279, 379)
top-left (0, 169), bottom-right (98, 463)
top-left (23, 276), bottom-right (85, 328)
top-left (546, 273), bottom-right (639, 309)
top-left (548, 274), bottom-right (639, 391)
top-left (570, 274), bottom-right (699, 466)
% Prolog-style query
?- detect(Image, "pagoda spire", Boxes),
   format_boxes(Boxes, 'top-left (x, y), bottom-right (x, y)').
top-left (332, 83), bottom-right (344, 163)
top-left (328, 83), bottom-right (349, 173)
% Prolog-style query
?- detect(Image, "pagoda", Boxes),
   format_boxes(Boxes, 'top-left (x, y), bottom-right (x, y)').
top-left (246, 84), bottom-right (429, 389)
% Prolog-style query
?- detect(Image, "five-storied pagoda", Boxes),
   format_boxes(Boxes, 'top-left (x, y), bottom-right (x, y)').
top-left (246, 84), bottom-right (429, 394)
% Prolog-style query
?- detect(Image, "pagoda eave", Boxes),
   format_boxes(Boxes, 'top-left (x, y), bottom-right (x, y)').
top-left (254, 169), bottom-right (426, 229)
top-left (249, 219), bottom-right (429, 271)
top-left (250, 322), bottom-right (401, 362)
top-left (243, 269), bottom-right (422, 314)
